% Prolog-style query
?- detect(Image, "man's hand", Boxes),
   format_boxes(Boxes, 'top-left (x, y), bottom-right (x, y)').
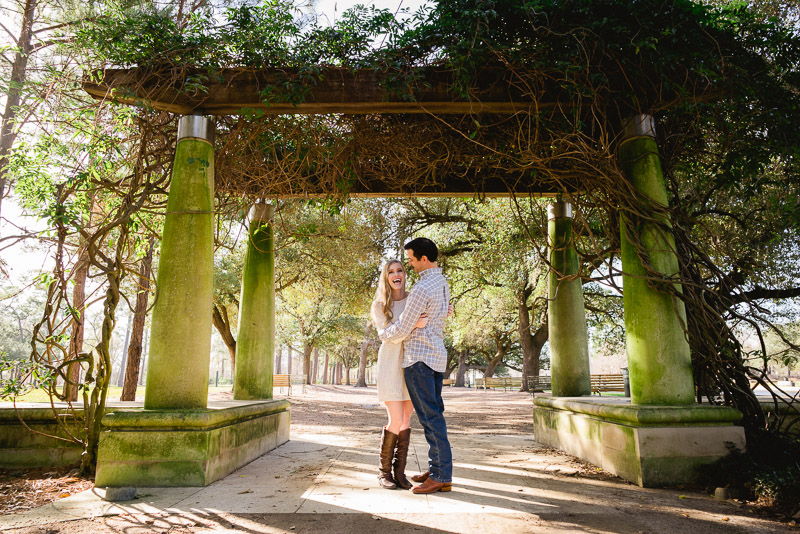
top-left (447, 303), bottom-right (454, 318)
top-left (414, 313), bottom-right (429, 329)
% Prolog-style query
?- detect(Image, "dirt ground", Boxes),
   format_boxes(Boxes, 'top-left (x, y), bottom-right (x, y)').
top-left (1, 385), bottom-right (795, 533)
top-left (0, 467), bottom-right (93, 516)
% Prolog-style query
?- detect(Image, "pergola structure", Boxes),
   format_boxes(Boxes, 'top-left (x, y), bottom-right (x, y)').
top-left (14, 66), bottom-right (744, 488)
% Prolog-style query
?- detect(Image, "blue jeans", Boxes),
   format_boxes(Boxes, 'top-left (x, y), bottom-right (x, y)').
top-left (404, 362), bottom-right (452, 483)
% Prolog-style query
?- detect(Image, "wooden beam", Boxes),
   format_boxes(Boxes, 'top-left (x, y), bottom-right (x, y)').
top-left (223, 171), bottom-right (575, 197)
top-left (83, 67), bottom-right (547, 115)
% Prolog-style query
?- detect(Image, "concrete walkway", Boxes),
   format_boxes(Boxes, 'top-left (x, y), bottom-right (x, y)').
top-left (0, 386), bottom-right (791, 533)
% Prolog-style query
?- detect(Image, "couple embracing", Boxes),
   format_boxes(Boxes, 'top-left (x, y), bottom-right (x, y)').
top-left (369, 237), bottom-right (453, 494)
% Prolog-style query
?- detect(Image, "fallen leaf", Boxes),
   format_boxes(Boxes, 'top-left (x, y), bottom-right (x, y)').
top-left (237, 489), bottom-right (253, 494)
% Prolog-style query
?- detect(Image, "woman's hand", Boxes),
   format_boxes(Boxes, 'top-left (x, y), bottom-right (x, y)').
top-left (414, 313), bottom-right (429, 329)
top-left (447, 303), bottom-right (454, 318)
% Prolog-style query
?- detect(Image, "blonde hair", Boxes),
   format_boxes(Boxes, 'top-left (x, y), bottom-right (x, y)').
top-left (373, 259), bottom-right (403, 322)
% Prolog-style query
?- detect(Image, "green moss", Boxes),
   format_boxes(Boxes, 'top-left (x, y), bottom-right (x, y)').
top-left (145, 138), bottom-right (215, 410)
top-left (94, 401), bottom-right (290, 487)
top-left (618, 135), bottom-right (694, 405)
top-left (548, 215), bottom-right (591, 397)
top-left (234, 214), bottom-right (276, 400)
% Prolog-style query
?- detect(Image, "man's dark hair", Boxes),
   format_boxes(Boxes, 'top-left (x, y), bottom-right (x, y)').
top-left (404, 237), bottom-right (438, 263)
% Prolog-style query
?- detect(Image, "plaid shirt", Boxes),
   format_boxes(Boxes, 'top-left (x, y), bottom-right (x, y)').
top-left (378, 267), bottom-right (450, 373)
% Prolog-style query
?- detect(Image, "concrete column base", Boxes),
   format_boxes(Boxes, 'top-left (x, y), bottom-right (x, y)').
top-left (533, 396), bottom-right (745, 487)
top-left (95, 400), bottom-right (290, 487)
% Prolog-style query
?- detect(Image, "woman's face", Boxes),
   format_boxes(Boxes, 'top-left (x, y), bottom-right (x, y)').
top-left (386, 262), bottom-right (406, 292)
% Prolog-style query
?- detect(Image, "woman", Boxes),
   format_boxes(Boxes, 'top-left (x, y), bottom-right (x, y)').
top-left (370, 259), bottom-right (427, 490)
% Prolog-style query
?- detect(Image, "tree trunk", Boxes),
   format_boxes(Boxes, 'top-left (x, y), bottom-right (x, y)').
top-left (0, 0), bottom-right (37, 223)
top-left (63, 246), bottom-right (89, 401)
top-left (518, 287), bottom-right (535, 392)
top-left (312, 347), bottom-right (319, 384)
top-left (322, 351), bottom-right (329, 384)
top-left (275, 345), bottom-right (282, 374)
top-left (357, 340), bottom-right (370, 387)
top-left (116, 313), bottom-right (132, 388)
top-left (138, 328), bottom-right (149, 386)
top-left (530, 318), bottom-right (549, 387)
top-left (303, 343), bottom-right (313, 385)
top-left (455, 349), bottom-right (468, 387)
top-left (484, 336), bottom-right (508, 378)
top-left (121, 237), bottom-right (154, 401)
top-left (212, 303), bottom-right (237, 368)
top-left (336, 362), bottom-right (342, 384)
top-left (344, 366), bottom-right (352, 386)
top-left (287, 345), bottom-right (293, 375)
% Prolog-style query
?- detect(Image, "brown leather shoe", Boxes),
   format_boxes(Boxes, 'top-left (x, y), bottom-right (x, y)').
top-left (410, 471), bottom-right (430, 483)
top-left (411, 477), bottom-right (452, 494)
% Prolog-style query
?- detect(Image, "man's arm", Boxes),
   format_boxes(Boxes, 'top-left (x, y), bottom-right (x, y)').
top-left (378, 288), bottom-right (428, 343)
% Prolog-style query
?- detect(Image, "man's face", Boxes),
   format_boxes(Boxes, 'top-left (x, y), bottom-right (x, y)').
top-left (406, 248), bottom-right (422, 274)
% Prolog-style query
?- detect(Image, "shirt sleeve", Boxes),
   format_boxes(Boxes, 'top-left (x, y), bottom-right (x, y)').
top-left (378, 287), bottom-right (427, 343)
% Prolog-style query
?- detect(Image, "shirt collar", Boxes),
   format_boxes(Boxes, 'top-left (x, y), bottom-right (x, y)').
top-left (419, 267), bottom-right (442, 278)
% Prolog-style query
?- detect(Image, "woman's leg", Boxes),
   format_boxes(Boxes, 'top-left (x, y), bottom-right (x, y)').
top-left (399, 400), bottom-right (413, 431)
top-left (384, 400), bottom-right (405, 435)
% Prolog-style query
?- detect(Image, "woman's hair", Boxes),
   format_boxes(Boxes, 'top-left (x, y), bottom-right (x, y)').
top-left (374, 259), bottom-right (403, 322)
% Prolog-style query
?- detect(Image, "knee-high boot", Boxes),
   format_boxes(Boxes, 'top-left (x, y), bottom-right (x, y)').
top-left (378, 428), bottom-right (398, 489)
top-left (393, 428), bottom-right (412, 490)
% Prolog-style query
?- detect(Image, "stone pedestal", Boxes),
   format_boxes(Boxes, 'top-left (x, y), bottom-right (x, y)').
top-left (533, 397), bottom-right (745, 487)
top-left (95, 400), bottom-right (290, 487)
top-left (0, 403), bottom-right (88, 467)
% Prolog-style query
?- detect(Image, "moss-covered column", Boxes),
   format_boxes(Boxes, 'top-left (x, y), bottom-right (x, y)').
top-left (548, 201), bottom-right (591, 397)
top-left (144, 116), bottom-right (215, 410)
top-left (233, 201), bottom-right (276, 400)
top-left (618, 114), bottom-right (694, 405)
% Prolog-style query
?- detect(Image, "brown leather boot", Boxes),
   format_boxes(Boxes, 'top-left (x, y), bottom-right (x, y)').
top-left (393, 428), bottom-right (412, 490)
top-left (378, 428), bottom-right (398, 489)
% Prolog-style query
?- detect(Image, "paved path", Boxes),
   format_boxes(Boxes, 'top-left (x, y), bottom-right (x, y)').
top-left (0, 386), bottom-right (791, 533)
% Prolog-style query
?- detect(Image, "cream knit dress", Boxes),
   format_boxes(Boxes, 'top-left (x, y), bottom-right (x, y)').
top-left (371, 298), bottom-right (411, 402)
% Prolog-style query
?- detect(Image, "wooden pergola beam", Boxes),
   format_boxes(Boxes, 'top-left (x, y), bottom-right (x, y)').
top-left (83, 66), bottom-right (549, 115)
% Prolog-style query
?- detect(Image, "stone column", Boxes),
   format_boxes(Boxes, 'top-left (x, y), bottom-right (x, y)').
top-left (234, 201), bottom-right (276, 400)
top-left (144, 116), bottom-right (215, 410)
top-left (619, 114), bottom-right (694, 405)
top-left (548, 201), bottom-right (592, 397)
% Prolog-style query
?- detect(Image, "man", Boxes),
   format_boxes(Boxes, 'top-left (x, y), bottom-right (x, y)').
top-left (377, 237), bottom-right (452, 494)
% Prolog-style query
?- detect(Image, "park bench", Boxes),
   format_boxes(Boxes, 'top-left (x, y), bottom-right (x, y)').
top-left (472, 376), bottom-right (550, 392)
top-left (478, 377), bottom-right (522, 390)
top-left (442, 379), bottom-right (453, 386)
top-left (273, 374), bottom-right (291, 396)
top-left (528, 375), bottom-right (552, 392)
top-left (591, 374), bottom-right (625, 395)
